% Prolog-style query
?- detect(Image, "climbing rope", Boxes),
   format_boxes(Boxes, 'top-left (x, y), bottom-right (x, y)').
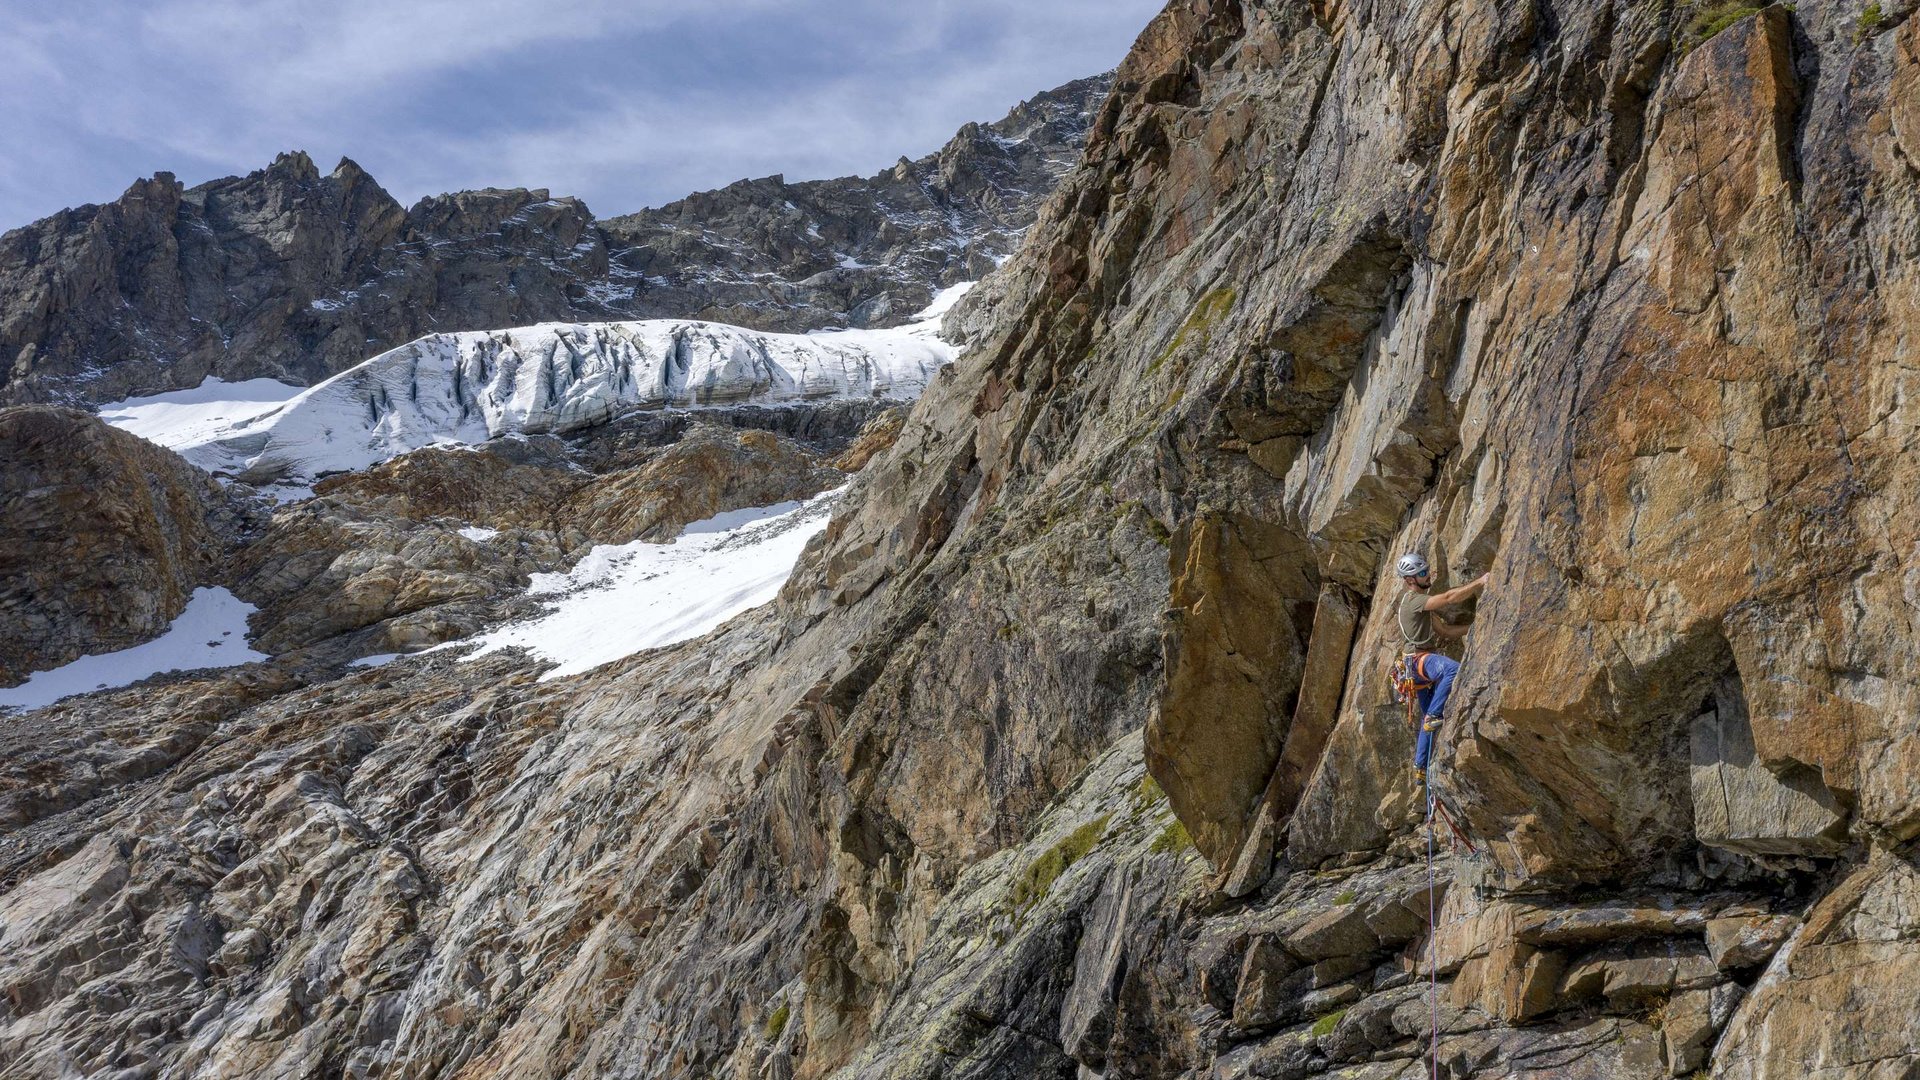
top-left (1427, 772), bottom-right (1438, 1080)
top-left (1420, 745), bottom-right (1494, 1080)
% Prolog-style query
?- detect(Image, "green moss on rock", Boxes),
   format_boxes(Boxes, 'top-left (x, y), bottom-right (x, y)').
top-left (1133, 773), bottom-right (1169, 810)
top-left (1683, 2), bottom-right (1763, 46)
top-left (1857, 1), bottom-right (1884, 39)
top-left (1311, 1007), bottom-right (1348, 1037)
top-left (1150, 817), bottom-right (1193, 854)
top-left (1011, 814), bottom-right (1112, 912)
top-left (1147, 287), bottom-right (1237, 376)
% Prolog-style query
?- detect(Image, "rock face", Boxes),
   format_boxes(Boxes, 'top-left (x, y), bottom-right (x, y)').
top-left (0, 77), bottom-right (1109, 408)
top-left (0, 157), bottom-right (596, 406)
top-left (3, 2), bottom-right (1920, 1079)
top-left (0, 407), bottom-right (252, 684)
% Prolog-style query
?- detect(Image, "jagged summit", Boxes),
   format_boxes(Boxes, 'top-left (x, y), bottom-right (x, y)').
top-left (0, 74), bottom-right (1111, 409)
top-left (600, 73), bottom-right (1116, 327)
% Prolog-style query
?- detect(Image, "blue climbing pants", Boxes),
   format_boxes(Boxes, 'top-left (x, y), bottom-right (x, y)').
top-left (1412, 652), bottom-right (1459, 771)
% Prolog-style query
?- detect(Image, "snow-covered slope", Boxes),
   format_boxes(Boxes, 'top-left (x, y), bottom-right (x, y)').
top-left (102, 292), bottom-right (964, 481)
top-left (459, 490), bottom-right (841, 680)
top-left (96, 377), bottom-right (306, 447)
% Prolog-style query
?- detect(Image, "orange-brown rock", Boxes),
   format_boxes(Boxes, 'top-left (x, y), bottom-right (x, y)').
top-left (238, 424), bottom-right (846, 652)
top-left (0, 407), bottom-right (251, 684)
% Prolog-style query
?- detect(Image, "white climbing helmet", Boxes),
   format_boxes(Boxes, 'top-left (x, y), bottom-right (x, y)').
top-left (1395, 552), bottom-right (1431, 580)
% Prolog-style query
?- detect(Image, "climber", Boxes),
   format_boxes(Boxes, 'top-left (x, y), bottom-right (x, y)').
top-left (1394, 552), bottom-right (1488, 773)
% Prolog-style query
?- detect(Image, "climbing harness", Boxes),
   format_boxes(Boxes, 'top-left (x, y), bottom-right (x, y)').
top-left (1387, 652), bottom-right (1432, 707)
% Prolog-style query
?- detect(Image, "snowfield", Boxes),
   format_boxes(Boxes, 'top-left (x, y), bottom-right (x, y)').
top-left (457, 490), bottom-right (841, 680)
top-left (99, 289), bottom-right (968, 481)
top-left (0, 588), bottom-right (268, 712)
top-left (96, 377), bottom-right (305, 449)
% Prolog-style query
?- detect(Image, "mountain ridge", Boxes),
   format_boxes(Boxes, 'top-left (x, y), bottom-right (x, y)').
top-left (0, 73), bottom-right (1110, 408)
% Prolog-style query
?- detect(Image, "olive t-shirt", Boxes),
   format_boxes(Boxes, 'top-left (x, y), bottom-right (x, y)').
top-left (1398, 588), bottom-right (1438, 651)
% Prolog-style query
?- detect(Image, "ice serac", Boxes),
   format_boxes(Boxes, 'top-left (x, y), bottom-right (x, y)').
top-left (4, 2), bottom-right (1920, 1079)
top-left (180, 317), bottom-right (952, 480)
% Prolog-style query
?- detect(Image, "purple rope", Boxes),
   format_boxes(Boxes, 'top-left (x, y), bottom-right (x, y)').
top-left (1428, 774), bottom-right (1439, 1079)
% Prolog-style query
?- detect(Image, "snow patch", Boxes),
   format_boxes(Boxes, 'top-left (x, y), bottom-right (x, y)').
top-left (912, 281), bottom-right (976, 321)
top-left (0, 588), bottom-right (268, 713)
top-left (96, 377), bottom-right (304, 459)
top-left (257, 483), bottom-right (317, 504)
top-left (460, 489), bottom-right (839, 680)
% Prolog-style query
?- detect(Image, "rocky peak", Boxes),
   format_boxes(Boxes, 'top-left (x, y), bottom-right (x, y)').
top-left (401, 187), bottom-right (591, 242)
top-left (266, 149), bottom-right (320, 181)
top-left (117, 171), bottom-right (185, 206)
top-left (598, 73), bottom-right (1115, 329)
top-left (0, 75), bottom-right (1110, 408)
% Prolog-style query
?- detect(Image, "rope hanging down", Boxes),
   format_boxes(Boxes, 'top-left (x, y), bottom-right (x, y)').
top-left (1419, 752), bottom-right (1474, 1079)
top-left (1427, 777), bottom-right (1438, 1080)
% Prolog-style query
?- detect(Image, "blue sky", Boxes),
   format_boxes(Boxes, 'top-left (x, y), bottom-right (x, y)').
top-left (1, 0), bottom-right (1164, 231)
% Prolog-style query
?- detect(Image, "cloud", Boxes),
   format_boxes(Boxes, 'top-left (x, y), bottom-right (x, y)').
top-left (0, 0), bottom-right (1162, 230)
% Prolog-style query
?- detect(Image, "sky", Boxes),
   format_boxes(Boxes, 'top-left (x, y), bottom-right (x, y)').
top-left (0, 0), bottom-right (1164, 232)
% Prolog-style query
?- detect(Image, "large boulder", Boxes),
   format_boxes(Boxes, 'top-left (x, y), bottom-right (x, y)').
top-left (0, 407), bottom-right (246, 684)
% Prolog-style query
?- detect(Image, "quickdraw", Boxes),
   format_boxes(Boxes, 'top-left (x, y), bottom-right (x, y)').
top-left (1428, 788), bottom-right (1476, 854)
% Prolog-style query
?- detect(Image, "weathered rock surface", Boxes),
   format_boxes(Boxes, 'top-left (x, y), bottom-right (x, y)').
top-left (3, 0), bottom-right (1920, 1078)
top-left (0, 407), bottom-right (255, 684)
top-left (0, 77), bottom-right (1109, 407)
top-left (1713, 848), bottom-right (1920, 1079)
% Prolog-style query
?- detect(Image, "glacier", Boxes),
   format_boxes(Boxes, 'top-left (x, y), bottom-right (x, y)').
top-left (102, 290), bottom-right (967, 481)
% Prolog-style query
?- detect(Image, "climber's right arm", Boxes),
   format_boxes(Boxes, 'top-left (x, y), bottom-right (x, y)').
top-left (1423, 572), bottom-right (1490, 612)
